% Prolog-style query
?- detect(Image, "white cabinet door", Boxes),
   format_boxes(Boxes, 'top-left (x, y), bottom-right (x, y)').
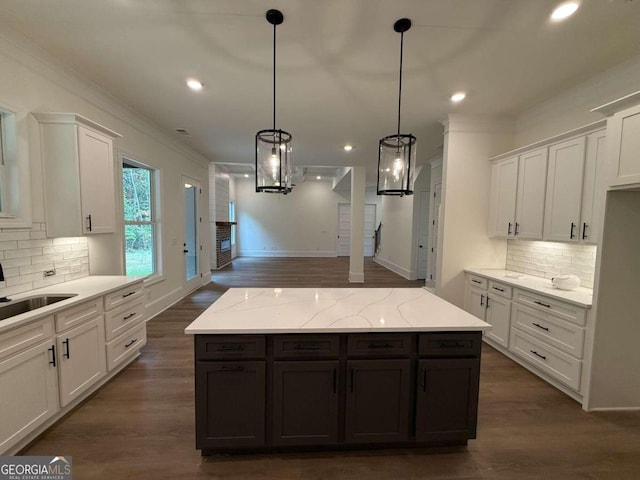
top-left (608, 102), bottom-right (640, 187)
top-left (514, 148), bottom-right (547, 240)
top-left (580, 130), bottom-right (606, 243)
top-left (0, 341), bottom-right (58, 453)
top-left (467, 287), bottom-right (487, 320)
top-left (78, 125), bottom-right (116, 234)
top-left (488, 157), bottom-right (518, 238)
top-left (544, 137), bottom-right (586, 242)
top-left (56, 318), bottom-right (106, 407)
top-left (485, 295), bottom-right (511, 348)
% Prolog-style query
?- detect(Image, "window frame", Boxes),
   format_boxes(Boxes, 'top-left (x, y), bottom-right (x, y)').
top-left (122, 156), bottom-right (161, 280)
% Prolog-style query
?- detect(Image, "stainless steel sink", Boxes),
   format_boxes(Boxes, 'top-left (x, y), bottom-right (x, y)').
top-left (0, 294), bottom-right (78, 321)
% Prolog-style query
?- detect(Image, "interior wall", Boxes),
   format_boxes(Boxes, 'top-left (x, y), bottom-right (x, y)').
top-left (374, 195), bottom-right (415, 279)
top-left (516, 55), bottom-right (640, 146)
top-left (437, 116), bottom-right (513, 307)
top-left (0, 30), bottom-right (210, 319)
top-left (588, 191), bottom-right (640, 409)
top-left (235, 178), bottom-right (349, 257)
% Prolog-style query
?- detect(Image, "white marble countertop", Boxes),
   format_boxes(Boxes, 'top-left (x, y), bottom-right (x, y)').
top-left (464, 268), bottom-right (593, 307)
top-left (0, 275), bottom-right (144, 334)
top-left (184, 288), bottom-right (491, 335)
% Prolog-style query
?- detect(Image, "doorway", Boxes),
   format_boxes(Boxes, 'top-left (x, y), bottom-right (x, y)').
top-left (416, 189), bottom-right (430, 280)
top-left (183, 176), bottom-right (200, 287)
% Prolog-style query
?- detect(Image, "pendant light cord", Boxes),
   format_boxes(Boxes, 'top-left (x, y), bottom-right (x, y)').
top-left (273, 22), bottom-right (277, 131)
top-left (397, 31), bottom-right (404, 140)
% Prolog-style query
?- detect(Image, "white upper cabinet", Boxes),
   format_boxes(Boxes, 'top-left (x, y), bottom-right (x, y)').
top-left (580, 131), bottom-right (606, 243)
top-left (488, 157), bottom-right (518, 238)
top-left (489, 149), bottom-right (547, 240)
top-left (592, 91), bottom-right (640, 188)
top-left (33, 113), bottom-right (121, 237)
top-left (544, 137), bottom-right (586, 242)
top-left (514, 148), bottom-right (547, 240)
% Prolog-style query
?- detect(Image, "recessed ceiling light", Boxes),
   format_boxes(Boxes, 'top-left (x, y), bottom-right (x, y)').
top-left (344, 145), bottom-right (353, 152)
top-left (550, 1), bottom-right (580, 22)
top-left (316, 176), bottom-right (322, 180)
top-left (451, 92), bottom-right (466, 103)
top-left (186, 78), bottom-right (204, 91)
top-left (244, 174), bottom-right (249, 178)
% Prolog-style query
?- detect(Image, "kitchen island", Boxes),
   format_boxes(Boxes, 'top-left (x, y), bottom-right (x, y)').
top-left (184, 288), bottom-right (490, 455)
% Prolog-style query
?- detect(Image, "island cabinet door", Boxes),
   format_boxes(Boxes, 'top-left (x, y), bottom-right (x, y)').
top-left (272, 360), bottom-right (339, 446)
top-left (195, 361), bottom-right (265, 449)
top-left (415, 358), bottom-right (480, 442)
top-left (344, 359), bottom-right (411, 444)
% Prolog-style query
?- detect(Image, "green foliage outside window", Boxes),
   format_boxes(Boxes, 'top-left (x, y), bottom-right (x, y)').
top-left (123, 163), bottom-right (155, 276)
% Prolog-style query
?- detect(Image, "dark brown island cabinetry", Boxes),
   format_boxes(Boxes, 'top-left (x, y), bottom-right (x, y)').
top-left (194, 331), bottom-right (481, 455)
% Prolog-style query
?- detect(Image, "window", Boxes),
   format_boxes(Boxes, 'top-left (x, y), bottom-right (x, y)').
top-left (123, 159), bottom-right (158, 277)
top-left (229, 201), bottom-right (236, 245)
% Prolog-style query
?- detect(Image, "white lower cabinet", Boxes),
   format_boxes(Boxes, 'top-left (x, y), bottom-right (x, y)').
top-left (0, 280), bottom-right (146, 454)
top-left (465, 272), bottom-right (589, 399)
top-left (0, 331), bottom-right (58, 453)
top-left (56, 317), bottom-right (106, 407)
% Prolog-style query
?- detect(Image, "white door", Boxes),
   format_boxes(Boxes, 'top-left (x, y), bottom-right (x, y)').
top-left (337, 204), bottom-right (376, 257)
top-left (183, 176), bottom-right (201, 287)
top-left (515, 148), bottom-right (547, 240)
top-left (485, 295), bottom-right (511, 348)
top-left (467, 287), bottom-right (487, 321)
top-left (416, 190), bottom-right (430, 280)
top-left (427, 183), bottom-right (441, 282)
top-left (488, 157), bottom-right (518, 238)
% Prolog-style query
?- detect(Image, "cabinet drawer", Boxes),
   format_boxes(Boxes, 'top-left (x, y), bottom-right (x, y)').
top-left (196, 335), bottom-right (266, 360)
top-left (419, 333), bottom-right (482, 357)
top-left (273, 335), bottom-right (339, 359)
top-left (104, 282), bottom-right (144, 312)
top-left (513, 289), bottom-right (587, 326)
top-left (106, 323), bottom-right (146, 371)
top-left (104, 300), bottom-right (145, 342)
top-left (55, 298), bottom-right (103, 333)
top-left (488, 281), bottom-right (512, 299)
top-left (467, 275), bottom-right (487, 289)
top-left (0, 317), bottom-right (54, 360)
top-left (509, 328), bottom-right (582, 391)
top-left (511, 303), bottom-right (585, 358)
top-left (347, 334), bottom-right (412, 357)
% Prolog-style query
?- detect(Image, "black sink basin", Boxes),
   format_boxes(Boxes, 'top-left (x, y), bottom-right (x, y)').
top-left (0, 294), bottom-right (78, 321)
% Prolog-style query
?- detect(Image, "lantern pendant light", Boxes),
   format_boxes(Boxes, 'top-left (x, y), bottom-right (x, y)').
top-left (377, 18), bottom-right (416, 197)
top-left (255, 9), bottom-right (293, 194)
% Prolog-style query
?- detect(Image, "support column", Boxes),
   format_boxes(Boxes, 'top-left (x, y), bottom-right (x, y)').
top-left (349, 166), bottom-right (366, 283)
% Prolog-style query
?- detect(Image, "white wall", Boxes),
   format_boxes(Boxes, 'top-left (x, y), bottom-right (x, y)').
top-left (516, 55), bottom-right (640, 145)
top-left (0, 29), bottom-right (210, 318)
top-left (437, 116), bottom-right (513, 307)
top-left (236, 178), bottom-right (350, 257)
top-left (374, 195), bottom-right (415, 279)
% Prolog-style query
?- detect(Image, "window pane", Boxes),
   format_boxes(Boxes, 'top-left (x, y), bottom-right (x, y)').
top-left (123, 165), bottom-right (152, 221)
top-left (125, 224), bottom-right (154, 276)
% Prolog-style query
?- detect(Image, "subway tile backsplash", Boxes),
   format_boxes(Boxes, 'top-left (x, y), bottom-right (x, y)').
top-left (0, 223), bottom-right (89, 297)
top-left (506, 240), bottom-right (597, 289)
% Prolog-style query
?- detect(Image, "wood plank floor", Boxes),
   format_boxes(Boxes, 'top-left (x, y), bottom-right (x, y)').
top-left (21, 258), bottom-right (640, 479)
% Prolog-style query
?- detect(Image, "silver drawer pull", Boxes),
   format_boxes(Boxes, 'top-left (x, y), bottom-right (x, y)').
top-left (534, 300), bottom-right (551, 308)
top-left (530, 350), bottom-right (547, 360)
top-left (123, 313), bottom-right (136, 321)
top-left (532, 322), bottom-right (549, 332)
top-left (124, 338), bottom-right (138, 348)
top-left (122, 291), bottom-right (136, 298)
top-left (492, 286), bottom-right (505, 292)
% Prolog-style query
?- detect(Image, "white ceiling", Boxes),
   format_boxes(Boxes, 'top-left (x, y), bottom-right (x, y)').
top-left (1, 0), bottom-right (639, 184)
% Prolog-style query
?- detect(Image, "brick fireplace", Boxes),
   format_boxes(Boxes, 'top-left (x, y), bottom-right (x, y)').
top-left (215, 221), bottom-right (236, 269)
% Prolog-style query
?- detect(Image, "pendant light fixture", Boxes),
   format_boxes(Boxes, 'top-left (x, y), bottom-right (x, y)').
top-left (377, 18), bottom-right (416, 196)
top-left (255, 9), bottom-right (293, 194)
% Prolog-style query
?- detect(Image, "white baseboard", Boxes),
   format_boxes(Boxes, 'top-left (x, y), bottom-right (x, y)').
top-left (372, 256), bottom-right (411, 279)
top-left (238, 250), bottom-right (337, 258)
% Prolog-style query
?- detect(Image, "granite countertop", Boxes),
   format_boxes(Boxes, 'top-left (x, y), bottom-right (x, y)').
top-left (464, 268), bottom-right (593, 307)
top-left (184, 287), bottom-right (491, 335)
top-left (0, 275), bottom-right (144, 334)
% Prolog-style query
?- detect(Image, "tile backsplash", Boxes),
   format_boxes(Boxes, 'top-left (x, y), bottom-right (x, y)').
top-left (506, 240), bottom-right (597, 289)
top-left (0, 223), bottom-right (89, 297)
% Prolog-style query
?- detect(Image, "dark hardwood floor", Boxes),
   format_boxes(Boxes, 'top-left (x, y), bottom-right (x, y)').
top-left (21, 258), bottom-right (640, 479)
